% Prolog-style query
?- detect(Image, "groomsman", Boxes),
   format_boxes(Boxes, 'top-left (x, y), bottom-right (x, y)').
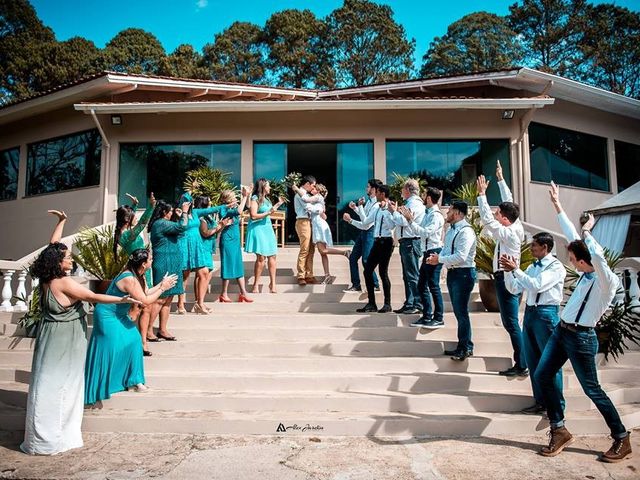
top-left (343, 179), bottom-right (381, 293)
top-left (534, 182), bottom-right (631, 462)
top-left (501, 232), bottom-right (566, 415)
top-left (294, 175), bottom-right (317, 286)
top-left (344, 184), bottom-right (395, 313)
top-left (389, 179), bottom-right (426, 314)
top-left (426, 201), bottom-right (477, 360)
top-left (398, 187), bottom-right (445, 328)
top-left (476, 163), bottom-right (527, 377)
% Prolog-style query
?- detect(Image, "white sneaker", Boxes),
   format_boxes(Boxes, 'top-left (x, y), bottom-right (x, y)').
top-left (130, 383), bottom-right (149, 393)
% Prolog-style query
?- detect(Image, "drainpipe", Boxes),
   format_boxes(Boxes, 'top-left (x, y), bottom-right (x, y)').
top-left (90, 109), bottom-right (112, 224)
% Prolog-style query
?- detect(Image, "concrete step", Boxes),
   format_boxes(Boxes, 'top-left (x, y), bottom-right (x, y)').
top-left (2, 402), bottom-right (639, 436)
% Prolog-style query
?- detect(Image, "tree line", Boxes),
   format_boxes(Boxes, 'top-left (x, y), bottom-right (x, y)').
top-left (1, 0), bottom-right (639, 105)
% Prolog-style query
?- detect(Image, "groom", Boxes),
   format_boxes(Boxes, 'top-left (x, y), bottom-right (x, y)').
top-left (294, 175), bottom-right (317, 285)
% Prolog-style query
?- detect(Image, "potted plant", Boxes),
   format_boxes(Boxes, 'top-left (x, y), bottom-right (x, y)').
top-left (72, 225), bottom-right (129, 293)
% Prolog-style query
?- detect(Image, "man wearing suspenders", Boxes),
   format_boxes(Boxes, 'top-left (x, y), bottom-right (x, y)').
top-left (426, 201), bottom-right (477, 361)
top-left (533, 182), bottom-right (631, 462)
top-left (501, 232), bottom-right (566, 415)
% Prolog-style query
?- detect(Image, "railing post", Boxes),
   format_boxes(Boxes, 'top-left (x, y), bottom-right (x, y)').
top-left (0, 269), bottom-right (15, 312)
top-left (614, 268), bottom-right (626, 305)
top-left (14, 270), bottom-right (28, 312)
top-left (628, 267), bottom-right (640, 307)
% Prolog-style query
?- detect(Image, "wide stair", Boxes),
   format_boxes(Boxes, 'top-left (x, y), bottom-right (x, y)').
top-left (1, 248), bottom-right (639, 437)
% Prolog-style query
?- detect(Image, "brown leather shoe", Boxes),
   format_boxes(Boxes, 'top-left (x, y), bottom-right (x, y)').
top-left (540, 426), bottom-right (574, 457)
top-left (305, 277), bottom-right (318, 284)
top-left (601, 433), bottom-right (632, 463)
top-left (297, 278), bottom-right (307, 286)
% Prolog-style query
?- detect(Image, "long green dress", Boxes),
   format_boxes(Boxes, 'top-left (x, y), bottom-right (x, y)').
top-left (84, 271), bottom-right (145, 405)
top-left (118, 205), bottom-right (153, 287)
top-left (21, 286), bottom-right (88, 455)
top-left (244, 196), bottom-right (277, 257)
top-left (182, 207), bottom-right (223, 271)
top-left (219, 205), bottom-right (244, 280)
top-left (150, 218), bottom-right (187, 298)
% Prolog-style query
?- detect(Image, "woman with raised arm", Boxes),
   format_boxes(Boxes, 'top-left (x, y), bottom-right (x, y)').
top-left (84, 249), bottom-right (178, 405)
top-left (244, 179), bottom-right (284, 293)
top-left (217, 185), bottom-right (253, 302)
top-left (148, 200), bottom-right (190, 341)
top-left (21, 211), bottom-right (141, 456)
top-left (114, 192), bottom-right (158, 352)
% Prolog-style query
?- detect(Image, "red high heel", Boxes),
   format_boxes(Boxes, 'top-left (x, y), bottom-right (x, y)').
top-left (238, 294), bottom-right (254, 303)
top-left (218, 295), bottom-right (233, 303)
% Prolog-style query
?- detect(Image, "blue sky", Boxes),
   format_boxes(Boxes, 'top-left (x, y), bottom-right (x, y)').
top-left (31, 0), bottom-right (639, 67)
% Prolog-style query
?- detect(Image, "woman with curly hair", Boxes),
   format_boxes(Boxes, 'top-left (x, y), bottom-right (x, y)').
top-left (21, 211), bottom-right (141, 456)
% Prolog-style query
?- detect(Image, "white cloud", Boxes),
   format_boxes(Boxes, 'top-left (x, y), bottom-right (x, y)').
top-left (196, 0), bottom-right (208, 9)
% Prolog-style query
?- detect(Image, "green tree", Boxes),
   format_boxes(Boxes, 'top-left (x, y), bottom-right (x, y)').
top-left (0, 0), bottom-right (56, 102)
top-left (202, 21), bottom-right (266, 84)
top-left (326, 0), bottom-right (415, 87)
top-left (263, 9), bottom-right (334, 89)
top-left (102, 28), bottom-right (166, 74)
top-left (35, 37), bottom-right (102, 86)
top-left (576, 4), bottom-right (640, 99)
top-left (508, 0), bottom-right (587, 76)
top-left (159, 44), bottom-right (209, 79)
top-left (420, 12), bottom-right (523, 77)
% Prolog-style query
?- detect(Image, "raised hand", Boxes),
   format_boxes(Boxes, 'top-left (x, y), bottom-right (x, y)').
top-left (160, 273), bottom-right (178, 291)
top-left (499, 254), bottom-right (518, 272)
top-left (387, 200), bottom-right (397, 213)
top-left (349, 201), bottom-right (357, 211)
top-left (149, 192), bottom-right (156, 208)
top-left (582, 213), bottom-right (596, 232)
top-left (476, 175), bottom-right (489, 196)
top-left (549, 181), bottom-right (560, 206)
top-left (181, 201), bottom-right (191, 213)
top-left (125, 193), bottom-right (139, 206)
top-left (357, 196), bottom-right (365, 206)
top-left (47, 210), bottom-right (68, 221)
top-left (343, 212), bottom-right (352, 223)
top-left (496, 160), bottom-right (503, 182)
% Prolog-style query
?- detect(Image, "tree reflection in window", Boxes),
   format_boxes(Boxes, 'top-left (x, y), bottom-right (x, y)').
top-left (0, 147), bottom-right (19, 201)
top-left (26, 130), bottom-right (101, 196)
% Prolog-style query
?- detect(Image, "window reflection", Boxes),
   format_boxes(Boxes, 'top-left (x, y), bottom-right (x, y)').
top-left (27, 129), bottom-right (101, 196)
top-left (614, 140), bottom-right (640, 192)
top-left (0, 147), bottom-right (19, 201)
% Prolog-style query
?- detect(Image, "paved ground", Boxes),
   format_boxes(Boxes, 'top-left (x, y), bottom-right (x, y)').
top-left (0, 430), bottom-right (638, 479)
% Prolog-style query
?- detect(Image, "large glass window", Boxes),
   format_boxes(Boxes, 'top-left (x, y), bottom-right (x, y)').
top-left (0, 147), bottom-right (19, 201)
top-left (253, 143), bottom-right (287, 181)
top-left (26, 129), bottom-right (101, 196)
top-left (615, 140), bottom-right (640, 192)
top-left (386, 139), bottom-right (511, 205)
top-left (119, 143), bottom-right (241, 208)
top-left (529, 122), bottom-right (609, 192)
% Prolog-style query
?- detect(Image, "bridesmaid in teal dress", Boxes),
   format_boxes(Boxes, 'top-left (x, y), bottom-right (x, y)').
top-left (114, 192), bottom-right (158, 352)
top-left (245, 179), bottom-right (284, 293)
top-left (84, 249), bottom-right (178, 405)
top-left (217, 185), bottom-right (253, 303)
top-left (148, 200), bottom-right (190, 341)
top-left (176, 193), bottom-right (224, 315)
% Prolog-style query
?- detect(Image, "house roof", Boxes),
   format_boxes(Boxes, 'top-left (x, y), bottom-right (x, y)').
top-left (1, 67), bottom-right (639, 125)
top-left (590, 181), bottom-right (640, 215)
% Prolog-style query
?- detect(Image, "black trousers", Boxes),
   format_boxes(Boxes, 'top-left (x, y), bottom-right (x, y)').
top-left (364, 237), bottom-right (394, 306)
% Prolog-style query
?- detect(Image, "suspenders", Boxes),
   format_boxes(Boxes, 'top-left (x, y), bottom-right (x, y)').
top-left (573, 274), bottom-right (595, 325)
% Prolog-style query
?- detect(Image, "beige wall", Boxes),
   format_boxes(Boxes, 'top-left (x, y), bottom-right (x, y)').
top-left (1, 101), bottom-right (639, 259)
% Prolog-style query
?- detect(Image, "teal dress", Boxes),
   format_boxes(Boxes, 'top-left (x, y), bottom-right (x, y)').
top-left (200, 215), bottom-right (219, 255)
top-left (84, 272), bottom-right (145, 405)
top-left (118, 205), bottom-right (153, 288)
top-left (219, 205), bottom-right (244, 279)
top-left (150, 218), bottom-right (187, 298)
top-left (245, 196), bottom-right (277, 257)
top-left (182, 207), bottom-right (222, 271)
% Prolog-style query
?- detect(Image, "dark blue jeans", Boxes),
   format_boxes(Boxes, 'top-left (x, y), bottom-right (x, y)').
top-left (446, 267), bottom-right (476, 352)
top-left (399, 238), bottom-right (422, 309)
top-left (494, 272), bottom-right (526, 369)
top-left (523, 305), bottom-right (563, 407)
top-left (535, 324), bottom-right (627, 438)
top-left (349, 229), bottom-right (378, 289)
top-left (418, 248), bottom-right (443, 320)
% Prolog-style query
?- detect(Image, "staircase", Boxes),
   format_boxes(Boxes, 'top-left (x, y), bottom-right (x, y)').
top-left (1, 248), bottom-right (639, 437)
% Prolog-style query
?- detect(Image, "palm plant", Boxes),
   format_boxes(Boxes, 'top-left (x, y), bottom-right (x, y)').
top-left (389, 172), bottom-right (429, 203)
top-left (563, 248), bottom-right (640, 361)
top-left (183, 166), bottom-right (237, 205)
top-left (14, 279), bottom-right (41, 338)
top-left (269, 171), bottom-right (301, 205)
top-left (72, 225), bottom-right (128, 280)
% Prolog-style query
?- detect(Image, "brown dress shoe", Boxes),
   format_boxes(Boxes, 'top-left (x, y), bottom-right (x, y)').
top-left (305, 277), bottom-right (318, 284)
top-left (297, 278), bottom-right (307, 286)
top-left (601, 433), bottom-right (632, 463)
top-left (540, 426), bottom-right (574, 457)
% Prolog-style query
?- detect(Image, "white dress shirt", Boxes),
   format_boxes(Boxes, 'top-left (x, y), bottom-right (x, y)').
top-left (294, 187), bottom-right (311, 219)
top-left (410, 205), bottom-right (445, 251)
top-left (355, 195), bottom-right (378, 231)
top-left (505, 253), bottom-right (566, 306)
top-left (350, 203), bottom-right (395, 237)
top-left (439, 219), bottom-right (477, 268)
top-left (477, 180), bottom-right (524, 272)
top-left (557, 212), bottom-right (619, 328)
top-left (391, 195), bottom-right (426, 239)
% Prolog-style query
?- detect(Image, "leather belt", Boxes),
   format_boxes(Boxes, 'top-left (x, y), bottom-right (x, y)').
top-left (560, 321), bottom-right (593, 333)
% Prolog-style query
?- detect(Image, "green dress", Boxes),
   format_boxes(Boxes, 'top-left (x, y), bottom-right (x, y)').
top-left (245, 196), bottom-right (277, 257)
top-left (84, 271), bottom-right (144, 405)
top-left (21, 286), bottom-right (88, 455)
top-left (118, 205), bottom-right (153, 287)
top-left (182, 207), bottom-right (223, 271)
top-left (219, 205), bottom-right (244, 280)
top-left (150, 218), bottom-right (187, 298)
